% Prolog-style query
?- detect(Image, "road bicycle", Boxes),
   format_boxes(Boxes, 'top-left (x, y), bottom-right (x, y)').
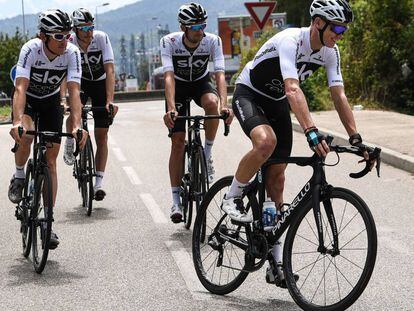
top-left (170, 105), bottom-right (229, 229)
top-left (192, 136), bottom-right (381, 310)
top-left (12, 119), bottom-right (81, 273)
top-left (70, 104), bottom-right (114, 216)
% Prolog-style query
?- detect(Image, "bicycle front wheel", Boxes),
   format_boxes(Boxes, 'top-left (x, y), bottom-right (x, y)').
top-left (31, 167), bottom-right (53, 274)
top-left (181, 143), bottom-right (193, 229)
top-left (193, 145), bottom-right (209, 210)
top-left (81, 139), bottom-right (94, 216)
top-left (284, 187), bottom-right (377, 311)
top-left (21, 160), bottom-right (34, 258)
top-left (192, 176), bottom-right (250, 295)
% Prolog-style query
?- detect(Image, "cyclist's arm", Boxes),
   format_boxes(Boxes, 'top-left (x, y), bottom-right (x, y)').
top-left (212, 35), bottom-right (227, 110)
top-left (12, 77), bottom-right (29, 127)
top-left (60, 77), bottom-right (68, 107)
top-left (214, 71), bottom-right (227, 110)
top-left (330, 86), bottom-right (357, 136)
top-left (104, 62), bottom-right (115, 107)
top-left (164, 71), bottom-right (176, 111)
top-left (67, 81), bottom-right (82, 130)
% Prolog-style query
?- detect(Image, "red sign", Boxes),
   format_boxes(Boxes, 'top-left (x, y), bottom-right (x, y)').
top-left (244, 1), bottom-right (277, 30)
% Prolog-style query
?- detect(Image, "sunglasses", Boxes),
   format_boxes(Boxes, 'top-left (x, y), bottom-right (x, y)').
top-left (78, 25), bottom-right (95, 32)
top-left (47, 33), bottom-right (71, 41)
top-left (186, 23), bottom-right (206, 31)
top-left (330, 23), bottom-right (348, 35)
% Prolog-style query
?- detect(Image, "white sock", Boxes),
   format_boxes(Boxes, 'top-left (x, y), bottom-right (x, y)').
top-left (66, 137), bottom-right (75, 146)
top-left (272, 238), bottom-right (283, 265)
top-left (15, 165), bottom-right (25, 179)
top-left (226, 177), bottom-right (247, 199)
top-left (204, 139), bottom-right (214, 160)
top-left (172, 187), bottom-right (180, 205)
top-left (95, 171), bottom-right (105, 188)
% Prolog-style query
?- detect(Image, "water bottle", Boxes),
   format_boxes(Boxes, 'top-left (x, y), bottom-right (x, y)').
top-left (262, 199), bottom-right (277, 231)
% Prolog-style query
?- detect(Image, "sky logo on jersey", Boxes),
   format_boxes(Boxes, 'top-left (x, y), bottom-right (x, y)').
top-left (32, 71), bottom-right (66, 84)
top-left (176, 58), bottom-right (208, 68)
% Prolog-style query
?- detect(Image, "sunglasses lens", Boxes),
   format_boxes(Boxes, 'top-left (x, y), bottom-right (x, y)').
top-left (189, 24), bottom-right (206, 31)
top-left (331, 24), bottom-right (347, 35)
top-left (80, 26), bottom-right (94, 32)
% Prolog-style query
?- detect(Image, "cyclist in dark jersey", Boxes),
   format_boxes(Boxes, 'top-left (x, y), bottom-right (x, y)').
top-left (63, 8), bottom-right (117, 201)
top-left (220, 0), bottom-right (372, 286)
top-left (9, 9), bottom-right (88, 248)
top-left (161, 2), bottom-right (233, 223)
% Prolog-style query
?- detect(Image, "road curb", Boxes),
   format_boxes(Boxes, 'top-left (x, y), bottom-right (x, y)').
top-left (292, 121), bottom-right (414, 174)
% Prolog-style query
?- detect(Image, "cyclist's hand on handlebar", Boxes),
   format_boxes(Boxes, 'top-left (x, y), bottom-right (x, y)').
top-left (305, 127), bottom-right (330, 157)
top-left (349, 133), bottom-right (376, 170)
top-left (72, 128), bottom-right (88, 149)
top-left (10, 123), bottom-right (26, 144)
top-left (164, 109), bottom-right (176, 129)
top-left (220, 107), bottom-right (234, 125)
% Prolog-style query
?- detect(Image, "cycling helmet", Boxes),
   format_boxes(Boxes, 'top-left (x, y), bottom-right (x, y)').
top-left (178, 2), bottom-right (208, 25)
top-left (38, 9), bottom-right (72, 33)
top-left (72, 8), bottom-right (95, 26)
top-left (310, 0), bottom-right (354, 24)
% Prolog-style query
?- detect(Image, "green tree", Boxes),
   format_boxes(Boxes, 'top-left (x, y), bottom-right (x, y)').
top-left (276, 0), bottom-right (313, 26)
top-left (0, 29), bottom-right (26, 96)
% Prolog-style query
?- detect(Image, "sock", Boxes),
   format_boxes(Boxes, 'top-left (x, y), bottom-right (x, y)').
top-left (15, 165), bottom-right (25, 179)
top-left (66, 137), bottom-right (75, 146)
top-left (272, 238), bottom-right (283, 265)
top-left (204, 139), bottom-right (214, 160)
top-left (172, 187), bottom-right (180, 205)
top-left (226, 177), bottom-right (247, 199)
top-left (95, 171), bottom-right (105, 188)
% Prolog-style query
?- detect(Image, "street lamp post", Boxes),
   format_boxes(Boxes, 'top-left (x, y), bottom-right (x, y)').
top-left (95, 2), bottom-right (110, 29)
top-left (21, 0), bottom-right (26, 36)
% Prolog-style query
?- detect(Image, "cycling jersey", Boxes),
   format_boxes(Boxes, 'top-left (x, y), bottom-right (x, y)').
top-left (160, 31), bottom-right (225, 82)
top-left (236, 27), bottom-right (344, 101)
top-left (69, 30), bottom-right (114, 81)
top-left (15, 38), bottom-right (81, 99)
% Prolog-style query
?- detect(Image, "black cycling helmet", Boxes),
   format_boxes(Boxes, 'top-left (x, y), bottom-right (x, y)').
top-left (178, 2), bottom-right (208, 25)
top-left (38, 9), bottom-right (72, 33)
top-left (72, 8), bottom-right (95, 27)
top-left (310, 0), bottom-right (354, 24)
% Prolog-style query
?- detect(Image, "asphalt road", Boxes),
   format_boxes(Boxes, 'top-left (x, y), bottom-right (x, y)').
top-left (0, 100), bottom-right (413, 310)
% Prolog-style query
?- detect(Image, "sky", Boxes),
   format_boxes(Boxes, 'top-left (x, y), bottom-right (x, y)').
top-left (0, 0), bottom-right (139, 19)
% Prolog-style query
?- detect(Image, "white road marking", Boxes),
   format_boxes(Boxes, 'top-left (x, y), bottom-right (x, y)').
top-left (139, 193), bottom-right (168, 224)
top-left (112, 147), bottom-right (126, 162)
top-left (165, 240), bottom-right (209, 301)
top-left (123, 166), bottom-right (142, 185)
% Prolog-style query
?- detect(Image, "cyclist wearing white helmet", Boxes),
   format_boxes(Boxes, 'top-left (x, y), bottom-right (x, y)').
top-left (222, 0), bottom-right (373, 287)
top-left (62, 7), bottom-right (117, 201)
top-left (161, 2), bottom-right (233, 223)
top-left (9, 9), bottom-right (88, 249)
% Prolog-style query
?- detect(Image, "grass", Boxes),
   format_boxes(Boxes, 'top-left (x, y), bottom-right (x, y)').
top-left (0, 105), bottom-right (11, 121)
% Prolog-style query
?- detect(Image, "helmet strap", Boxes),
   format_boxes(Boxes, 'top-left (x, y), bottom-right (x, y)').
top-left (318, 21), bottom-right (329, 46)
top-left (44, 36), bottom-right (58, 60)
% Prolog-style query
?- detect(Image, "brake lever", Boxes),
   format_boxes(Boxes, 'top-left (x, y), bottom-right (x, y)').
top-left (11, 126), bottom-right (24, 153)
top-left (73, 129), bottom-right (83, 157)
top-left (349, 147), bottom-right (381, 179)
top-left (221, 112), bottom-right (230, 136)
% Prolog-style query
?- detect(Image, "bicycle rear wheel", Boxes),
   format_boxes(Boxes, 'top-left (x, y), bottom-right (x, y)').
top-left (192, 176), bottom-right (250, 295)
top-left (31, 167), bottom-right (53, 274)
top-left (20, 160), bottom-right (34, 258)
top-left (283, 187), bottom-right (377, 311)
top-left (81, 139), bottom-right (94, 216)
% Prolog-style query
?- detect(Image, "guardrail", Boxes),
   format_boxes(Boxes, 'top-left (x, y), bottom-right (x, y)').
top-left (0, 86), bottom-right (236, 106)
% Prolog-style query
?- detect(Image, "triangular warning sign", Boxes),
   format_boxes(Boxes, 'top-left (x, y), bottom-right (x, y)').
top-left (245, 1), bottom-right (277, 30)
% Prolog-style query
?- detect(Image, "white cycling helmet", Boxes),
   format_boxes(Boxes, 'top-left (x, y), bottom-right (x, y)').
top-left (72, 8), bottom-right (94, 27)
top-left (38, 9), bottom-right (72, 33)
top-left (310, 0), bottom-right (354, 24)
top-left (178, 2), bottom-right (208, 26)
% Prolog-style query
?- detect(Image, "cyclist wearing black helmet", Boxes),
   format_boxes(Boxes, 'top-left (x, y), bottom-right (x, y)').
top-left (161, 2), bottom-right (233, 223)
top-left (221, 0), bottom-right (373, 287)
top-left (9, 9), bottom-right (88, 248)
top-left (62, 7), bottom-right (117, 201)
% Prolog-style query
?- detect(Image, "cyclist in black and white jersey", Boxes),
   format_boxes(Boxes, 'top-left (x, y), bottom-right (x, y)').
top-left (9, 9), bottom-right (88, 248)
top-left (221, 0), bottom-right (373, 286)
top-left (161, 2), bottom-right (233, 223)
top-left (63, 8), bottom-right (117, 201)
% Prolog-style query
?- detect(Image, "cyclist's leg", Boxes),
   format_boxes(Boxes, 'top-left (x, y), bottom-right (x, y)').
top-left (166, 94), bottom-right (187, 222)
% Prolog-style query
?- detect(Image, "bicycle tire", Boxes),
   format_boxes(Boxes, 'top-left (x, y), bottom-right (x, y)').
top-left (194, 145), bottom-right (209, 211)
top-left (31, 166), bottom-right (53, 274)
top-left (192, 176), bottom-right (250, 295)
top-left (21, 160), bottom-right (34, 258)
top-left (82, 138), bottom-right (94, 216)
top-left (283, 187), bottom-right (377, 311)
top-left (182, 144), bottom-right (193, 229)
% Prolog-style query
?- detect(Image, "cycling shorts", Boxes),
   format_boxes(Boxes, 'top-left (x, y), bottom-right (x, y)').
top-left (23, 93), bottom-right (64, 144)
top-left (232, 84), bottom-right (292, 159)
top-left (80, 79), bottom-right (111, 129)
top-left (166, 76), bottom-right (219, 133)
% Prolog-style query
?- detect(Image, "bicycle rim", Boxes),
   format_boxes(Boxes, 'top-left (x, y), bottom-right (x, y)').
top-left (192, 176), bottom-right (250, 295)
top-left (21, 160), bottom-right (33, 258)
top-left (85, 140), bottom-right (94, 216)
top-left (182, 147), bottom-right (193, 229)
top-left (32, 168), bottom-right (53, 274)
top-left (284, 187), bottom-right (377, 310)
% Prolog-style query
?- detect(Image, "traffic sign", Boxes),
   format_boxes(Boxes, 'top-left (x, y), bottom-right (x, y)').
top-left (10, 64), bottom-right (17, 83)
top-left (244, 1), bottom-right (277, 30)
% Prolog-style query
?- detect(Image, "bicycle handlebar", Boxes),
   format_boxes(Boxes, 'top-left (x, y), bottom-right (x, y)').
top-left (169, 112), bottom-right (230, 137)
